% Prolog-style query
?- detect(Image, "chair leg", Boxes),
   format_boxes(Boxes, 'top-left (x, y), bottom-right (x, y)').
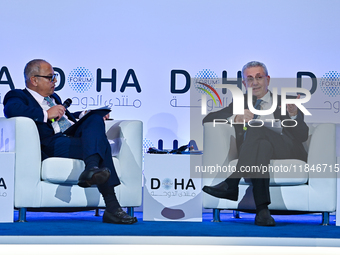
top-left (213, 209), bottom-right (221, 222)
top-left (322, 212), bottom-right (330, 226)
top-left (94, 208), bottom-right (100, 216)
top-left (233, 210), bottom-right (241, 218)
top-left (17, 208), bottom-right (27, 222)
top-left (127, 207), bottom-right (134, 217)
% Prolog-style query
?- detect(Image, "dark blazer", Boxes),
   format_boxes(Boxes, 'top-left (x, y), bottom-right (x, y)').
top-left (203, 93), bottom-right (309, 162)
top-left (3, 89), bottom-right (81, 146)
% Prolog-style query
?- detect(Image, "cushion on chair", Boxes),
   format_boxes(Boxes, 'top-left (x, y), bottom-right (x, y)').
top-left (41, 157), bottom-right (121, 185)
top-left (228, 159), bottom-right (308, 186)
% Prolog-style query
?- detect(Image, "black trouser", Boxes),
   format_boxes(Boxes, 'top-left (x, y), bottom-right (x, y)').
top-left (227, 126), bottom-right (296, 207)
top-left (42, 114), bottom-right (120, 188)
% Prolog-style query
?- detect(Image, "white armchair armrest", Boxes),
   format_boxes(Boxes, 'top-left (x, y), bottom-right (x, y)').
top-left (0, 117), bottom-right (143, 210)
top-left (202, 122), bottom-right (238, 185)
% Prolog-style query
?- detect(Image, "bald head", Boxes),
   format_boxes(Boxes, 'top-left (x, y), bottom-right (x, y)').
top-left (24, 59), bottom-right (56, 97)
top-left (24, 59), bottom-right (50, 87)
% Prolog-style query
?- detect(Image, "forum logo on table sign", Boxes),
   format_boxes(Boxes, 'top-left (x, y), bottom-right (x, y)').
top-left (151, 178), bottom-right (196, 190)
top-left (150, 177), bottom-right (197, 198)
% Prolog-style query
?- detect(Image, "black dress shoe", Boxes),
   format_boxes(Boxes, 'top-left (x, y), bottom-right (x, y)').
top-left (202, 181), bottom-right (238, 201)
top-left (78, 167), bottom-right (111, 188)
top-left (255, 208), bottom-right (276, 226)
top-left (103, 208), bottom-right (138, 224)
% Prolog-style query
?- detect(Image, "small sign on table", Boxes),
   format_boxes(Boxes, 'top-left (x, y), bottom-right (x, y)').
top-left (143, 154), bottom-right (202, 221)
top-left (0, 153), bottom-right (15, 223)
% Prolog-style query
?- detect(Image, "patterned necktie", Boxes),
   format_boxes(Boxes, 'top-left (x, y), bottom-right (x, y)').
top-left (244, 99), bottom-right (263, 140)
top-left (44, 97), bottom-right (72, 132)
top-left (253, 99), bottom-right (263, 119)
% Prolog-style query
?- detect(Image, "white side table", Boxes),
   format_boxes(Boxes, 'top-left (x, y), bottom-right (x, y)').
top-left (143, 153), bottom-right (202, 221)
top-left (0, 152), bottom-right (15, 223)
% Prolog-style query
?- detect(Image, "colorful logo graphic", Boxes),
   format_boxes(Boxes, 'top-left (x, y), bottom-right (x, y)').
top-left (319, 71), bottom-right (340, 97)
top-left (68, 67), bottom-right (94, 93)
top-left (194, 69), bottom-right (222, 106)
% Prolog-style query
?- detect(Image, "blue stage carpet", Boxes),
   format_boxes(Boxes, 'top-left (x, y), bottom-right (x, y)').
top-left (0, 210), bottom-right (338, 239)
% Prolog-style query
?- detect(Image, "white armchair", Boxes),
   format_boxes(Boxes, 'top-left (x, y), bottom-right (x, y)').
top-left (202, 122), bottom-right (337, 224)
top-left (0, 117), bottom-right (143, 222)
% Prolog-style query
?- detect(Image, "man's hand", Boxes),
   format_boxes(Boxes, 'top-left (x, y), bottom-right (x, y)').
top-left (234, 109), bottom-right (254, 123)
top-left (287, 94), bottom-right (300, 117)
top-left (47, 105), bottom-right (65, 121)
top-left (103, 113), bottom-right (110, 121)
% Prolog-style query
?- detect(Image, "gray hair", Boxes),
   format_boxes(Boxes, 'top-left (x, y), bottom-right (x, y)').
top-left (24, 59), bottom-right (48, 84)
top-left (241, 61), bottom-right (268, 79)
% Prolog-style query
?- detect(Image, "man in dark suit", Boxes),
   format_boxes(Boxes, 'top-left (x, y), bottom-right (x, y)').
top-left (3, 59), bottom-right (137, 224)
top-left (202, 61), bottom-right (309, 226)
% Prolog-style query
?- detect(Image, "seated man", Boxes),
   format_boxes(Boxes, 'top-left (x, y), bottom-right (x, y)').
top-left (3, 59), bottom-right (137, 224)
top-left (202, 61), bottom-right (309, 226)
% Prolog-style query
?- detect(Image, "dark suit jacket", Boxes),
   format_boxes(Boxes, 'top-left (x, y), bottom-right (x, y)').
top-left (3, 88), bottom-right (81, 147)
top-left (203, 93), bottom-right (309, 162)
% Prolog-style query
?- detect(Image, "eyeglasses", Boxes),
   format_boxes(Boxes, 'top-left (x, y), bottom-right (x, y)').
top-left (246, 76), bottom-right (265, 84)
top-left (34, 73), bottom-right (58, 82)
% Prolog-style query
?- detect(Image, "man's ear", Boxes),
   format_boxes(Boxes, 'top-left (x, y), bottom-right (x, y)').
top-left (29, 76), bottom-right (38, 87)
top-left (266, 75), bottom-right (270, 86)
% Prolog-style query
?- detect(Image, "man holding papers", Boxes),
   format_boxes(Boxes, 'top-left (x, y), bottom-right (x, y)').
top-left (202, 61), bottom-right (309, 226)
top-left (3, 59), bottom-right (137, 224)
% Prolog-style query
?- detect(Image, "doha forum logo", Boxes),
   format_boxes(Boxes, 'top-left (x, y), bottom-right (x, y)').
top-left (68, 67), bottom-right (94, 93)
top-left (162, 178), bottom-right (173, 190)
top-left (194, 69), bottom-right (222, 106)
top-left (319, 71), bottom-right (340, 97)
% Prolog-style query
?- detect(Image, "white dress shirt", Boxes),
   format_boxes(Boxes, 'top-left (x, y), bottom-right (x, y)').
top-left (26, 88), bottom-right (75, 133)
top-left (228, 91), bottom-right (297, 123)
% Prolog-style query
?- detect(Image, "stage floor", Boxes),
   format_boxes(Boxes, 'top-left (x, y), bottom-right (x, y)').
top-left (0, 210), bottom-right (339, 247)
